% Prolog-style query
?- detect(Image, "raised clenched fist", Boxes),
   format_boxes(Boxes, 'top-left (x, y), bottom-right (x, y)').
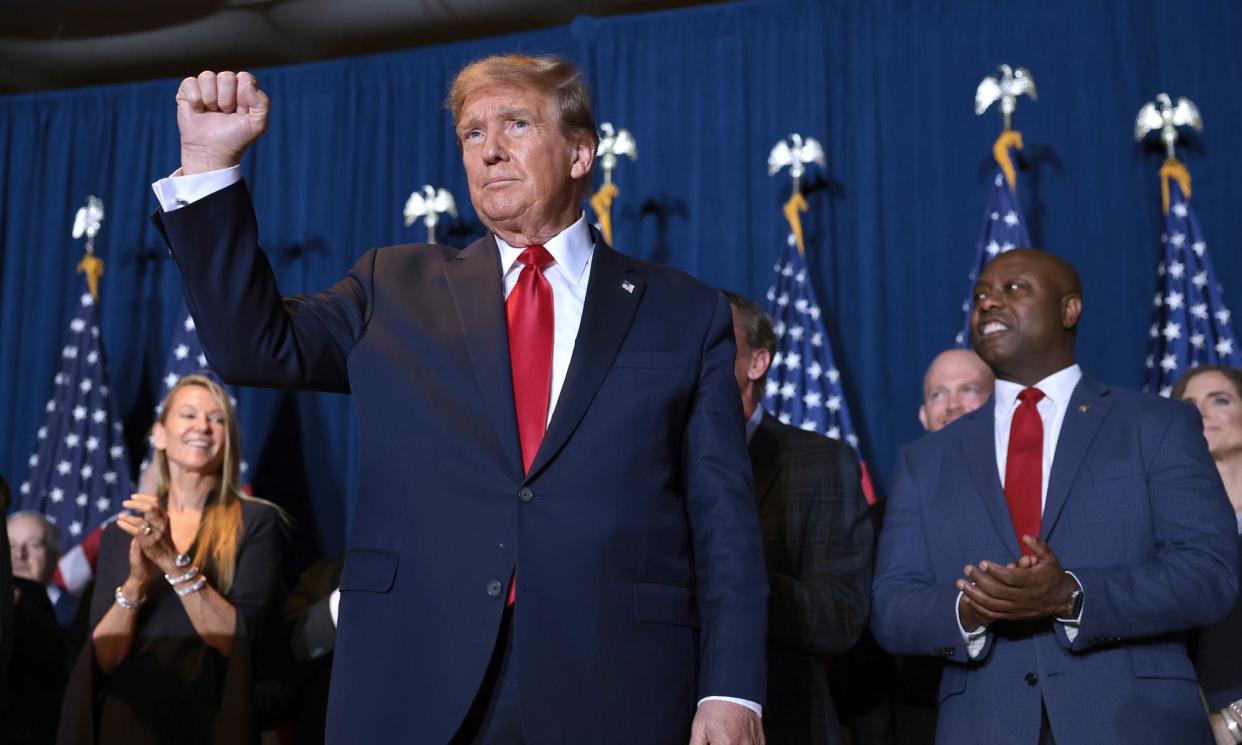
top-left (176, 71), bottom-right (270, 175)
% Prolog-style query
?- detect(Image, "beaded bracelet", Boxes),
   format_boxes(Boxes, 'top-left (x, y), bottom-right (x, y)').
top-left (114, 586), bottom-right (146, 609)
top-left (175, 576), bottom-right (208, 597)
top-left (165, 566), bottom-right (200, 586)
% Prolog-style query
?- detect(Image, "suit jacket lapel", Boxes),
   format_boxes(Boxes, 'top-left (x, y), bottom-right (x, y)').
top-left (525, 240), bottom-right (644, 481)
top-left (959, 399), bottom-right (1023, 559)
top-left (443, 235), bottom-right (524, 480)
top-left (749, 413), bottom-right (786, 509)
top-left (1041, 376), bottom-right (1111, 540)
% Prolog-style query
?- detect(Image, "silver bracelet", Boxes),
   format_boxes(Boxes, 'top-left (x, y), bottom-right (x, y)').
top-left (165, 566), bottom-right (200, 586)
top-left (114, 585), bottom-right (146, 609)
top-left (175, 576), bottom-right (208, 597)
top-left (1223, 705), bottom-right (1242, 744)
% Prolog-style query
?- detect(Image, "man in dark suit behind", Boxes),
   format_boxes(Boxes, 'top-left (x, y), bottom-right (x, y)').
top-left (0, 475), bottom-right (14, 717)
top-left (873, 249), bottom-right (1238, 744)
top-left (727, 293), bottom-right (873, 745)
top-left (150, 56), bottom-right (768, 744)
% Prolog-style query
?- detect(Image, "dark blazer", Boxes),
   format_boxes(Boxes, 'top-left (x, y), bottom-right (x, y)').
top-left (872, 376), bottom-right (1238, 745)
top-left (749, 413), bottom-right (873, 745)
top-left (155, 181), bottom-right (768, 745)
top-left (1193, 533), bottom-right (1242, 709)
top-left (0, 519), bottom-right (12, 696)
top-left (3, 577), bottom-right (67, 745)
top-left (284, 555), bottom-right (345, 745)
top-left (51, 590), bottom-right (79, 631)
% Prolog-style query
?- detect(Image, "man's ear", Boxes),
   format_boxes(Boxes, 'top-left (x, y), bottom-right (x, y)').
top-left (1062, 293), bottom-right (1082, 330)
top-left (918, 405), bottom-right (930, 432)
top-left (750, 348), bottom-right (772, 381)
top-left (569, 136), bottom-right (596, 180)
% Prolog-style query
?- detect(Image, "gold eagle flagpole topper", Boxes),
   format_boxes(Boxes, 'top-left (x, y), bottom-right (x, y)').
top-left (1135, 93), bottom-right (1203, 214)
top-left (590, 122), bottom-right (637, 246)
top-left (767, 134), bottom-right (825, 256)
top-left (72, 195), bottom-right (105, 300)
top-left (403, 185), bottom-right (457, 245)
top-left (975, 64), bottom-right (1037, 191)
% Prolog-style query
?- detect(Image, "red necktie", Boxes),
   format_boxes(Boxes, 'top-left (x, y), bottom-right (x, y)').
top-left (504, 244), bottom-right (555, 604)
top-left (1004, 387), bottom-right (1045, 556)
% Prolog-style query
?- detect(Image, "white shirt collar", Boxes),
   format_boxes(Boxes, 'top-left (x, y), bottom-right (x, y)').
top-left (994, 363), bottom-right (1083, 413)
top-left (495, 212), bottom-right (593, 285)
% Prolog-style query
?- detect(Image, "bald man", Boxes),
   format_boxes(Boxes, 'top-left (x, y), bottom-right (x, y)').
top-left (919, 349), bottom-right (995, 433)
top-left (874, 249), bottom-right (1237, 744)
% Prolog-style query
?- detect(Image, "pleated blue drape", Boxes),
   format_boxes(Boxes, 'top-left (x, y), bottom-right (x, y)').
top-left (3, 0), bottom-right (1240, 557)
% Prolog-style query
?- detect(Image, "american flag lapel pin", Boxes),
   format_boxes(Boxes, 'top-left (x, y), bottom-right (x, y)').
top-left (1078, 404), bottom-right (1090, 413)
top-left (621, 280), bottom-right (635, 294)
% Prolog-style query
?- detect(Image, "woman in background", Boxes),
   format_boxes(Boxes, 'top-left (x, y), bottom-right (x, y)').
top-left (60, 374), bottom-right (284, 745)
top-left (1174, 364), bottom-right (1242, 745)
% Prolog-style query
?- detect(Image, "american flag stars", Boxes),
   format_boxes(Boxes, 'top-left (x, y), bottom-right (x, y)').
top-left (1144, 180), bottom-right (1241, 395)
top-left (19, 277), bottom-right (135, 556)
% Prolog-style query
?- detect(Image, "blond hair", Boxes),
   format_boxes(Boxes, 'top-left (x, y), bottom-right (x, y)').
top-left (447, 54), bottom-right (599, 150)
top-left (152, 374), bottom-right (282, 594)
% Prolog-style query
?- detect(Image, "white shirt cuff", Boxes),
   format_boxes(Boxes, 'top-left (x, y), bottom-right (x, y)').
top-left (151, 165), bottom-right (242, 213)
top-left (698, 696), bottom-right (762, 717)
top-left (955, 590), bottom-right (988, 659)
top-left (1055, 570), bottom-right (1083, 641)
top-left (328, 587), bottom-right (341, 627)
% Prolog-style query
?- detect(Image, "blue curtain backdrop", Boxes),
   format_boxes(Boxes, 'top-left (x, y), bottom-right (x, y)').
top-left (3, 0), bottom-right (1241, 561)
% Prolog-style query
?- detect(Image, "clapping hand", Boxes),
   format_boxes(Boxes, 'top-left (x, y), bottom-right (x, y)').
top-left (956, 535), bottom-right (1077, 624)
top-left (119, 493), bottom-right (181, 575)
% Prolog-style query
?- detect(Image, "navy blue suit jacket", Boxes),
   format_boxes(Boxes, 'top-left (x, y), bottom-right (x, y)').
top-left (872, 376), bottom-right (1237, 744)
top-left (155, 182), bottom-right (768, 744)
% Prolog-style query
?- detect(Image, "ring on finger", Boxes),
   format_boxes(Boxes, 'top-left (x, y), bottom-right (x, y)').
top-left (141, 522), bottom-right (152, 536)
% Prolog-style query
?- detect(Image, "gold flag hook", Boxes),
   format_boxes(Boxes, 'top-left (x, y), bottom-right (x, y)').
top-left (1159, 158), bottom-right (1192, 215)
top-left (993, 130), bottom-right (1024, 192)
top-left (783, 192), bottom-right (809, 256)
top-left (590, 183), bottom-right (619, 245)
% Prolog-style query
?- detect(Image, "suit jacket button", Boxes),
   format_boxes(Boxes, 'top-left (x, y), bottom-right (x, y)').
top-left (487, 580), bottom-right (503, 597)
top-left (1024, 673), bottom-right (1038, 686)
top-left (518, 487), bottom-right (534, 503)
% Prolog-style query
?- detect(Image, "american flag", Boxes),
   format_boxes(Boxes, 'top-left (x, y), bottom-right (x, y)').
top-left (955, 150), bottom-right (1032, 347)
top-left (763, 231), bottom-right (876, 503)
top-left (18, 278), bottom-right (133, 595)
top-left (1144, 178), bottom-right (1241, 395)
top-left (140, 304), bottom-right (244, 475)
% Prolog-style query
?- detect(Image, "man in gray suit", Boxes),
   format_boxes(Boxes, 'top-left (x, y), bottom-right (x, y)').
top-left (727, 293), bottom-right (873, 745)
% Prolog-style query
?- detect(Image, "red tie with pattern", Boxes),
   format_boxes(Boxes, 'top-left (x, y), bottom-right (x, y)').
top-left (1004, 387), bottom-right (1045, 556)
top-left (504, 244), bottom-right (555, 604)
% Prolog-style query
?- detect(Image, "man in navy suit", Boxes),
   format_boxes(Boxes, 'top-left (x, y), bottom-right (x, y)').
top-left (872, 249), bottom-right (1238, 744)
top-left (150, 56), bottom-right (767, 744)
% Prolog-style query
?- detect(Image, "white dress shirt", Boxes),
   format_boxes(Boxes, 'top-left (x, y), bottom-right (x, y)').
top-left (151, 166), bottom-right (761, 716)
top-left (957, 364), bottom-right (1085, 656)
top-left (496, 220), bottom-right (592, 427)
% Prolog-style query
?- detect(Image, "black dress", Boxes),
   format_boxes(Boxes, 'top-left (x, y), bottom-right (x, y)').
top-left (58, 500), bottom-right (283, 745)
